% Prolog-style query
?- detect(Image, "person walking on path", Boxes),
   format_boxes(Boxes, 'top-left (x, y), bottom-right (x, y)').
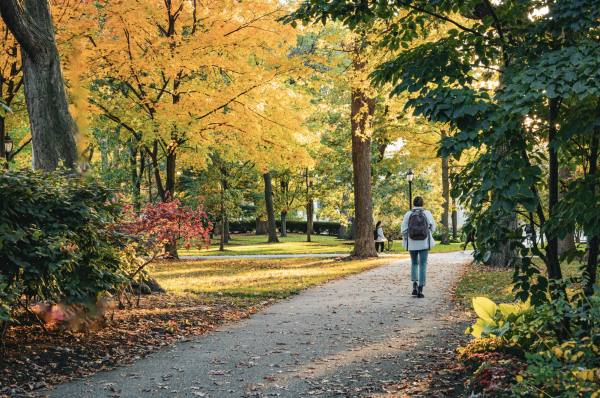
top-left (462, 229), bottom-right (476, 252)
top-left (374, 221), bottom-right (387, 253)
top-left (401, 196), bottom-right (436, 298)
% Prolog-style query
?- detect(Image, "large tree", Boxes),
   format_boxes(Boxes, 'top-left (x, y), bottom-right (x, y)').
top-left (348, 46), bottom-right (378, 258)
top-left (284, 0), bottom-right (600, 321)
top-left (62, 0), bottom-right (309, 201)
top-left (0, 0), bottom-right (79, 171)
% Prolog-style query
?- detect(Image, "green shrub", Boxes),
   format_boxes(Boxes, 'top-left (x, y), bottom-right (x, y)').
top-left (228, 220), bottom-right (341, 236)
top-left (0, 170), bottom-right (129, 332)
top-left (228, 220), bottom-right (255, 233)
top-left (510, 284), bottom-right (600, 397)
top-left (465, 297), bottom-right (533, 346)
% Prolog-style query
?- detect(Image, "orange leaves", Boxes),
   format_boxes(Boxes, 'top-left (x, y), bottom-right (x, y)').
top-left (53, 0), bottom-right (313, 170)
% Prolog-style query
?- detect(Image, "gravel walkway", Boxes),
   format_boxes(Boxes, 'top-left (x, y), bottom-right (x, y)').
top-left (46, 251), bottom-right (471, 398)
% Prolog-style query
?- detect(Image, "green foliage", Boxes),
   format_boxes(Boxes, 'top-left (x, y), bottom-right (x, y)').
top-left (228, 220), bottom-right (256, 234)
top-left (465, 297), bottom-right (532, 342)
top-left (283, 221), bottom-right (341, 236)
top-left (466, 281), bottom-right (600, 396)
top-left (227, 220), bottom-right (341, 236)
top-left (513, 291), bottom-right (600, 398)
top-left (284, 0), bottom-right (600, 308)
top-left (0, 170), bottom-right (128, 325)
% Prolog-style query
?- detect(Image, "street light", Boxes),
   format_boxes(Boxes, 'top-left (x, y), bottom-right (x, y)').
top-left (407, 169), bottom-right (414, 210)
top-left (3, 134), bottom-right (13, 169)
top-left (4, 134), bottom-right (13, 157)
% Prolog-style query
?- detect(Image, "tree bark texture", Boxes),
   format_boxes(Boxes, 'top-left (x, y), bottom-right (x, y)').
top-left (220, 179), bottom-right (225, 251)
top-left (584, 117), bottom-right (600, 296)
top-left (545, 97), bottom-right (564, 284)
top-left (306, 200), bottom-right (313, 242)
top-left (338, 192), bottom-right (349, 239)
top-left (256, 218), bottom-right (267, 235)
top-left (263, 172), bottom-right (279, 243)
top-left (0, 119), bottom-right (6, 169)
top-left (441, 132), bottom-right (450, 245)
top-left (558, 167), bottom-right (575, 256)
top-left (130, 145), bottom-right (144, 213)
top-left (224, 220), bottom-right (230, 244)
top-left (280, 211), bottom-right (287, 237)
top-left (220, 172), bottom-right (230, 245)
top-left (0, 0), bottom-right (79, 171)
top-left (350, 53), bottom-right (377, 258)
top-left (452, 204), bottom-right (458, 240)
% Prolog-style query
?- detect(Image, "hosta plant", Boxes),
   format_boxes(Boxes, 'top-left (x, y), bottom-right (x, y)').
top-left (466, 297), bottom-right (532, 342)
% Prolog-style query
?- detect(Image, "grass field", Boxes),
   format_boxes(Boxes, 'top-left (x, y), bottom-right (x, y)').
top-left (150, 257), bottom-right (392, 306)
top-left (180, 233), bottom-right (464, 256)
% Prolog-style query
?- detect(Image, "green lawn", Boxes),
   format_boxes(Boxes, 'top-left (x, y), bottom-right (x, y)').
top-left (180, 233), bottom-right (464, 256)
top-left (150, 257), bottom-right (391, 306)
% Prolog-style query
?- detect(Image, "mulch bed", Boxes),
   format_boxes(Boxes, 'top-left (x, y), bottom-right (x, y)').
top-left (0, 293), bottom-right (273, 398)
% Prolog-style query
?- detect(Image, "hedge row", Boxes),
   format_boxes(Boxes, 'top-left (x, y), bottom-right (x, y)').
top-left (228, 220), bottom-right (341, 236)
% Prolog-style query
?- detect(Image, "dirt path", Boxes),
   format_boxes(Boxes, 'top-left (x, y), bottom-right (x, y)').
top-left (45, 252), bottom-right (471, 398)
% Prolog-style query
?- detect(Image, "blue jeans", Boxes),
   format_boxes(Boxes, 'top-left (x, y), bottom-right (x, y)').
top-left (410, 249), bottom-right (429, 286)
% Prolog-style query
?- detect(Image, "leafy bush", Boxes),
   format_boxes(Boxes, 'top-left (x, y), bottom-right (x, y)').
top-left (229, 220), bottom-right (255, 233)
top-left (283, 220), bottom-right (341, 236)
top-left (465, 297), bottom-right (532, 343)
top-left (228, 220), bottom-right (341, 236)
top-left (0, 170), bottom-right (128, 335)
top-left (464, 353), bottom-right (527, 397)
top-left (510, 284), bottom-right (600, 397)
top-left (116, 198), bottom-right (212, 306)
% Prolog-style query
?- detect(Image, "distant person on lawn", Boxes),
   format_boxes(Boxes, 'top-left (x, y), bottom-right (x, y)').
top-left (462, 229), bottom-right (476, 252)
top-left (401, 196), bottom-right (436, 298)
top-left (374, 221), bottom-right (387, 253)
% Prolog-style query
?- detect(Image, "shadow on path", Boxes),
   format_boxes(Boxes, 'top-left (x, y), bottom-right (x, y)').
top-left (46, 252), bottom-right (472, 398)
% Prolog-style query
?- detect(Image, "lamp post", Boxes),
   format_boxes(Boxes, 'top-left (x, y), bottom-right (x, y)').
top-left (3, 134), bottom-right (13, 169)
top-left (407, 169), bottom-right (414, 210)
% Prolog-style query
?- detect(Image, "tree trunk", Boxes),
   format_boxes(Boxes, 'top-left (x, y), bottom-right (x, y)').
top-left (349, 51), bottom-right (377, 258)
top-left (545, 97), bottom-right (564, 284)
top-left (220, 173), bottom-right (230, 245)
top-left (147, 159), bottom-right (153, 203)
top-left (545, 96), bottom-right (569, 340)
top-left (306, 200), bottom-right (313, 242)
top-left (441, 133), bottom-right (450, 245)
top-left (224, 220), bottom-right (230, 243)
top-left (584, 119), bottom-right (600, 297)
top-left (558, 167), bottom-right (575, 256)
top-left (0, 0), bottom-right (79, 171)
top-left (280, 211), bottom-right (287, 237)
top-left (256, 218), bottom-right (267, 235)
top-left (338, 192), bottom-right (349, 239)
top-left (263, 171), bottom-right (279, 243)
top-left (220, 179), bottom-right (225, 251)
top-left (0, 118), bottom-right (6, 169)
top-left (130, 145), bottom-right (142, 212)
top-left (452, 203), bottom-right (458, 240)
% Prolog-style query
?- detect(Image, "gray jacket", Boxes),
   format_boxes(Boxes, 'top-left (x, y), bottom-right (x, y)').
top-left (375, 226), bottom-right (386, 243)
top-left (401, 207), bottom-right (436, 251)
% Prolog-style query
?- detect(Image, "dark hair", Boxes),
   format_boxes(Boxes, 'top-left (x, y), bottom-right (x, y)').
top-left (413, 196), bottom-right (424, 207)
top-left (376, 221), bottom-right (382, 227)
